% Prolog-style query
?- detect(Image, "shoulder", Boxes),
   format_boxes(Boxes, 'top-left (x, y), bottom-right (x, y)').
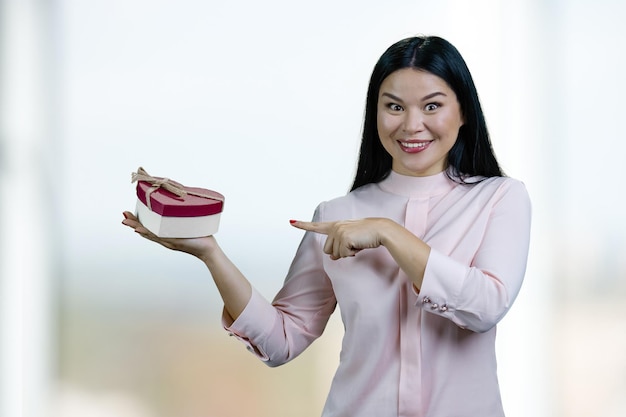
top-left (450, 176), bottom-right (531, 217)
top-left (464, 175), bottom-right (529, 198)
top-left (466, 176), bottom-right (532, 217)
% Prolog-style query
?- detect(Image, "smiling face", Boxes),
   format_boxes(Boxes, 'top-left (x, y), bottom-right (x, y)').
top-left (377, 68), bottom-right (464, 177)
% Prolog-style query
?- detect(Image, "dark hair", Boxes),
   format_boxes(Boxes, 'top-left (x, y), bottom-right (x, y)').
top-left (350, 36), bottom-right (503, 191)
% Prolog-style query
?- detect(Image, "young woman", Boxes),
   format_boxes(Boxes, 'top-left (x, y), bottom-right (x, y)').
top-left (123, 35), bottom-right (531, 417)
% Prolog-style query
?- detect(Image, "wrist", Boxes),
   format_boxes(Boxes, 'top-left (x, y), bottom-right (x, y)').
top-left (196, 236), bottom-right (221, 264)
top-left (376, 217), bottom-right (400, 248)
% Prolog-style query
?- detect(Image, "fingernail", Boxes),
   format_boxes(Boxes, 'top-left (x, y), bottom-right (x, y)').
top-left (289, 219), bottom-right (297, 224)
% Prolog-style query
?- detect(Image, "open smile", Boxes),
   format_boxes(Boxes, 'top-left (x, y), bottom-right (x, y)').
top-left (398, 140), bottom-right (433, 153)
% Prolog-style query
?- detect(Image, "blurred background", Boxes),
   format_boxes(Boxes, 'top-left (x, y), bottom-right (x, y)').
top-left (1, 0), bottom-right (625, 416)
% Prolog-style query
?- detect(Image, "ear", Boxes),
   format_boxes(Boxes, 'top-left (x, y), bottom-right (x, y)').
top-left (455, 115), bottom-right (465, 131)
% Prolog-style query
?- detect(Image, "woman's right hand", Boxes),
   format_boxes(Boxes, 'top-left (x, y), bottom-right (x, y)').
top-left (121, 211), bottom-right (218, 261)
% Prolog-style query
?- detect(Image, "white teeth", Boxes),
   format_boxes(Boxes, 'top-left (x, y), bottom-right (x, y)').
top-left (401, 141), bottom-right (430, 148)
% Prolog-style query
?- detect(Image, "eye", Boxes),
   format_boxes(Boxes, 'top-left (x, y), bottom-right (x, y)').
top-left (424, 103), bottom-right (440, 112)
top-left (387, 103), bottom-right (404, 112)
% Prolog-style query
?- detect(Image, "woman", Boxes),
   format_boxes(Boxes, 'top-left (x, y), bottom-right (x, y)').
top-left (123, 36), bottom-right (531, 417)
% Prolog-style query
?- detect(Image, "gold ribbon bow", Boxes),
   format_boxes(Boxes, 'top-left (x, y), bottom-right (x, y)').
top-left (131, 166), bottom-right (223, 211)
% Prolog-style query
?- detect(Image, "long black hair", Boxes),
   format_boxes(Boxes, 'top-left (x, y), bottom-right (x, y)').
top-left (350, 36), bottom-right (503, 191)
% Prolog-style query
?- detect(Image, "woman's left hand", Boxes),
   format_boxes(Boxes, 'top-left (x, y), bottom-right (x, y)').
top-left (290, 218), bottom-right (391, 260)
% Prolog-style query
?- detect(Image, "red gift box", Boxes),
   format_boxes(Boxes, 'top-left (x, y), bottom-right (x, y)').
top-left (131, 167), bottom-right (224, 238)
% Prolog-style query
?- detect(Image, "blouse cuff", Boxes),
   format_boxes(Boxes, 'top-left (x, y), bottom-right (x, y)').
top-left (416, 248), bottom-right (467, 318)
top-left (222, 286), bottom-right (277, 361)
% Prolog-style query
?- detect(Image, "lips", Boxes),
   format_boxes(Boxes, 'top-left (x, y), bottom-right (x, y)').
top-left (398, 140), bottom-right (433, 153)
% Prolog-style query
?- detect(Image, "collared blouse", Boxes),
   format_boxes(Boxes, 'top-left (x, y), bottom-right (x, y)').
top-left (224, 170), bottom-right (532, 417)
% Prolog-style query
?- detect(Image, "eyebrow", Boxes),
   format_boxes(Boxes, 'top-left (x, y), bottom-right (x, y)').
top-left (380, 91), bottom-right (448, 102)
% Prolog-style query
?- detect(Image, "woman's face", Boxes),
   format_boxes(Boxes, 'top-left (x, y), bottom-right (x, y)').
top-left (377, 68), bottom-right (464, 177)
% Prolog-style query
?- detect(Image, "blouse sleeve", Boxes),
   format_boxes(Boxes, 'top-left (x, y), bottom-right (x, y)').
top-left (223, 206), bottom-right (337, 367)
top-left (417, 179), bottom-right (532, 333)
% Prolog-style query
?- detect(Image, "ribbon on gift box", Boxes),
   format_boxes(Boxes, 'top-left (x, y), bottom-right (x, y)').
top-left (131, 167), bottom-right (224, 211)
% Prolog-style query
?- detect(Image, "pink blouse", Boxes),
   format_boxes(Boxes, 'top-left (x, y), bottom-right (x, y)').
top-left (224, 170), bottom-right (532, 417)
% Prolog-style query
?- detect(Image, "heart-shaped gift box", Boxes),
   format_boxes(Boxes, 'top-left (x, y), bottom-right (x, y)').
top-left (132, 167), bottom-right (224, 238)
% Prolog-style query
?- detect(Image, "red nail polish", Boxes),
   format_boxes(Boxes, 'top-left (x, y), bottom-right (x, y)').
top-left (289, 219), bottom-right (297, 224)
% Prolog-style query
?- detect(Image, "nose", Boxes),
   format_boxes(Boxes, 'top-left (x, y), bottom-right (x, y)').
top-left (402, 109), bottom-right (425, 133)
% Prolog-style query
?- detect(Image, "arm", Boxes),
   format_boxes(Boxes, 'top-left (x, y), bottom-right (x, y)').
top-left (122, 211), bottom-right (251, 321)
top-left (290, 217), bottom-right (430, 291)
top-left (418, 181), bottom-right (532, 332)
top-left (123, 209), bottom-right (336, 366)
top-left (227, 212), bottom-right (336, 366)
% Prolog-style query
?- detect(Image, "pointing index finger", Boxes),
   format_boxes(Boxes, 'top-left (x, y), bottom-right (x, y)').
top-left (290, 220), bottom-right (332, 235)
